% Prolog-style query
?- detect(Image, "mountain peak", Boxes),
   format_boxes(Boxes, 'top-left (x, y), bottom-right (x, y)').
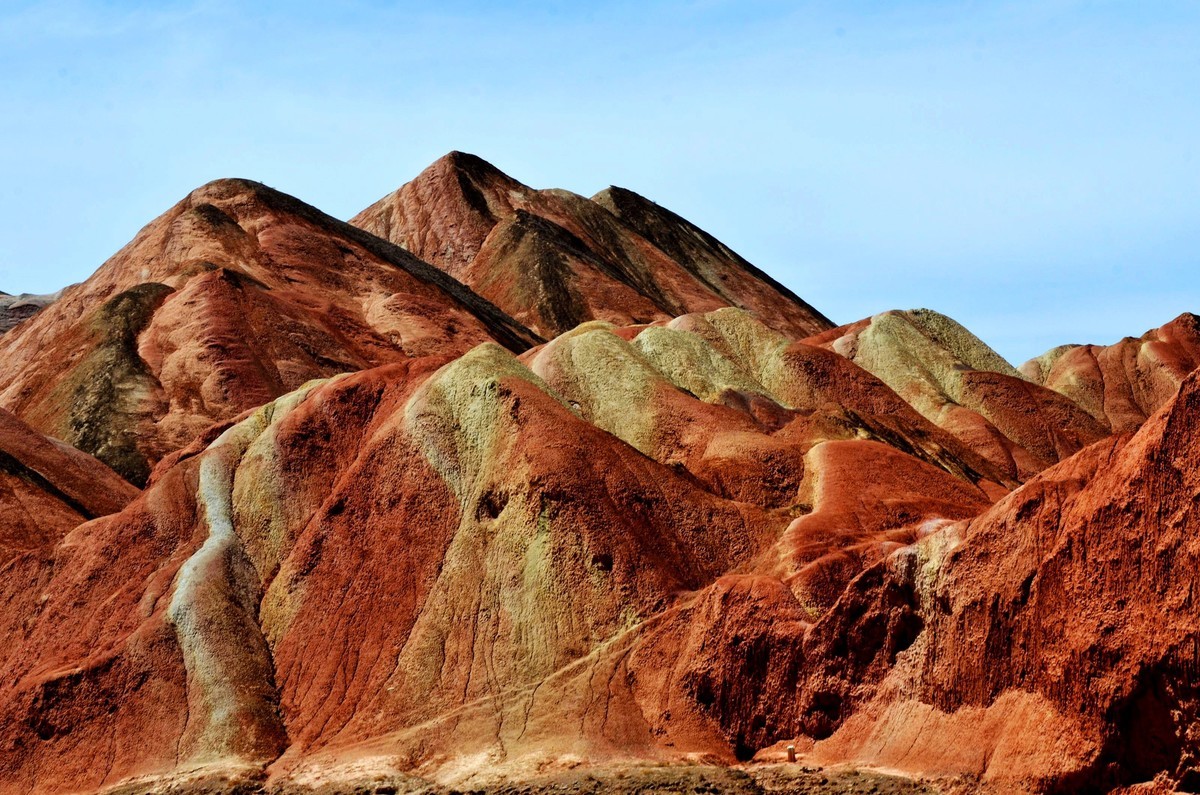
top-left (353, 156), bottom-right (833, 339)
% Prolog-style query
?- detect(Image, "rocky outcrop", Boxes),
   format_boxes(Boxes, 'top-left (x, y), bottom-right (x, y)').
top-left (0, 290), bottom-right (59, 333)
top-left (797, 366), bottom-right (1200, 792)
top-left (352, 152), bottom-right (832, 340)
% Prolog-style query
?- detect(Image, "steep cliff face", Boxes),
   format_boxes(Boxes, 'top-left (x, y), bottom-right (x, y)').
top-left (352, 152), bottom-right (832, 340)
top-left (0, 291), bottom-right (58, 334)
top-left (796, 368), bottom-right (1200, 792)
top-left (1021, 312), bottom-right (1200, 434)
top-left (0, 178), bottom-right (539, 485)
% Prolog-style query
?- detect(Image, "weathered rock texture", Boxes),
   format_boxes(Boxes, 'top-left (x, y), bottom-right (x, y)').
top-left (0, 406), bottom-right (136, 558)
top-left (0, 307), bottom-right (1016, 793)
top-left (0, 178), bottom-right (540, 486)
top-left (352, 152), bottom-right (832, 340)
top-left (0, 290), bottom-right (59, 333)
top-left (802, 366), bottom-right (1200, 792)
top-left (1021, 312), bottom-right (1200, 434)
top-left (0, 155), bottom-right (1197, 795)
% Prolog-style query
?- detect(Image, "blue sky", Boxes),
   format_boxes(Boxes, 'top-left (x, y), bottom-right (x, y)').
top-left (1, 1), bottom-right (1197, 363)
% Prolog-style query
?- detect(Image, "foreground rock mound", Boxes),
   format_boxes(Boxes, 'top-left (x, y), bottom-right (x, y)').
top-left (802, 368), bottom-right (1200, 792)
top-left (352, 152), bottom-right (832, 339)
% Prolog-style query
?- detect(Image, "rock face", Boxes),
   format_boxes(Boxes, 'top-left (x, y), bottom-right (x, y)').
top-left (0, 406), bottom-right (136, 557)
top-left (803, 367), bottom-right (1200, 791)
top-left (351, 152), bottom-right (832, 340)
top-left (0, 290), bottom-right (59, 333)
top-left (1021, 312), bottom-right (1200, 434)
top-left (0, 154), bottom-right (1197, 794)
top-left (0, 178), bottom-right (539, 486)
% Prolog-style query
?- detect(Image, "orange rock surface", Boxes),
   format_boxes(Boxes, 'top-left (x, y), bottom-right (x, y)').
top-left (804, 367), bottom-right (1200, 791)
top-left (1021, 312), bottom-right (1200, 433)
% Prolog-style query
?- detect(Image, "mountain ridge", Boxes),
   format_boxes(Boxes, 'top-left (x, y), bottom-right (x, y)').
top-left (0, 153), bottom-right (1194, 794)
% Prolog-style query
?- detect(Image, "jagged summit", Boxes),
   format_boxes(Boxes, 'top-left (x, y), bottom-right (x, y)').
top-left (352, 152), bottom-right (833, 339)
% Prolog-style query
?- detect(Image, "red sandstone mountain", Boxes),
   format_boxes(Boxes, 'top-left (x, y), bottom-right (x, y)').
top-left (0, 178), bottom-right (539, 485)
top-left (0, 154), bottom-right (1196, 794)
top-left (807, 309), bottom-right (1110, 481)
top-left (351, 152), bottom-right (832, 340)
top-left (1020, 312), bottom-right (1200, 433)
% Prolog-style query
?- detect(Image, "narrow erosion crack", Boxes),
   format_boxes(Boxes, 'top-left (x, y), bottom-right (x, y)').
top-left (516, 679), bottom-right (543, 743)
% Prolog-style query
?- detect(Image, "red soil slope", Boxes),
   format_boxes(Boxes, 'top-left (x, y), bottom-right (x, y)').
top-left (808, 309), bottom-right (1109, 480)
top-left (1021, 312), bottom-right (1200, 434)
top-left (0, 321), bottom-right (1005, 793)
top-left (351, 152), bottom-right (832, 340)
top-left (0, 407), bottom-right (136, 557)
top-left (0, 179), bottom-right (539, 486)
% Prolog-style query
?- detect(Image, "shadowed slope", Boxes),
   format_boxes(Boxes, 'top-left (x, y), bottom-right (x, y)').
top-left (351, 152), bottom-right (832, 339)
top-left (0, 178), bottom-right (540, 485)
top-left (593, 185), bottom-right (831, 335)
top-left (0, 352), bottom-right (766, 791)
top-left (0, 408), bottom-right (139, 776)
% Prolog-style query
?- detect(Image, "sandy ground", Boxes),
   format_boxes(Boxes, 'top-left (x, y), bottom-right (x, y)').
top-left (102, 763), bottom-right (953, 795)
